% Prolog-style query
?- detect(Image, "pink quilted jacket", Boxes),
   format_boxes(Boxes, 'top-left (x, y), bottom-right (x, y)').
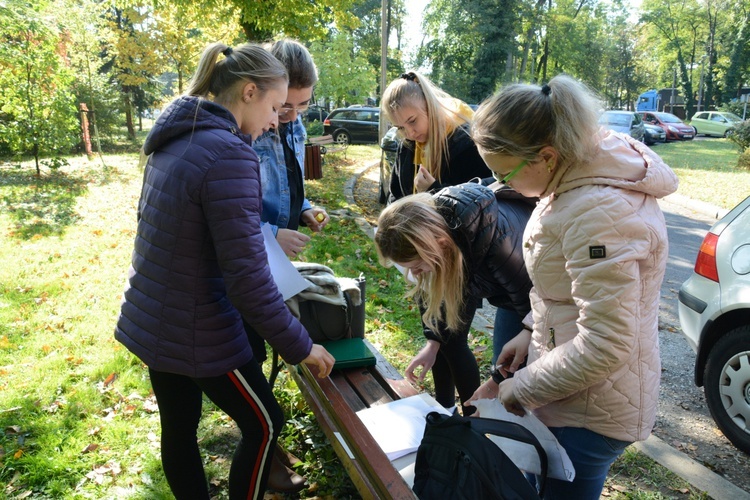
top-left (513, 130), bottom-right (679, 442)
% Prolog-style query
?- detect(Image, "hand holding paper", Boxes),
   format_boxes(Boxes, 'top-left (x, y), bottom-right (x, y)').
top-left (470, 398), bottom-right (575, 482)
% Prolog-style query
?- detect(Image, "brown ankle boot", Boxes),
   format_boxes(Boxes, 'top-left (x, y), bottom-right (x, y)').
top-left (267, 451), bottom-right (306, 493)
top-left (274, 443), bottom-right (301, 468)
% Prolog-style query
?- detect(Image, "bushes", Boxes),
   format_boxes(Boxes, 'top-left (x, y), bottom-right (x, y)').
top-left (305, 120), bottom-right (324, 137)
top-left (728, 119), bottom-right (750, 153)
top-left (726, 120), bottom-right (750, 170)
top-left (737, 148), bottom-right (750, 171)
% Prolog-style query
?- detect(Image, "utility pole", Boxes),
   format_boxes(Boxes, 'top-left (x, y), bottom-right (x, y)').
top-left (669, 64), bottom-right (677, 114)
top-left (379, 0), bottom-right (388, 142)
top-left (697, 55), bottom-right (706, 112)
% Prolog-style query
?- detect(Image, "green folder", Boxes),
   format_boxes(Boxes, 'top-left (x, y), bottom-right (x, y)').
top-left (321, 338), bottom-right (377, 369)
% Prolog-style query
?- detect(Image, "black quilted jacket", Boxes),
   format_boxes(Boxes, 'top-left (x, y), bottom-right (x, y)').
top-left (435, 182), bottom-right (534, 318)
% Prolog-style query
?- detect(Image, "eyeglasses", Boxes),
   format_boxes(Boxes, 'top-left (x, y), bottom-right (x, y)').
top-left (493, 159), bottom-right (528, 185)
top-left (278, 102), bottom-right (310, 117)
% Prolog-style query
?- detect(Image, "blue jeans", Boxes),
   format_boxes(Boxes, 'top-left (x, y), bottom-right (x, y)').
top-left (536, 427), bottom-right (632, 499)
top-left (492, 306), bottom-right (524, 364)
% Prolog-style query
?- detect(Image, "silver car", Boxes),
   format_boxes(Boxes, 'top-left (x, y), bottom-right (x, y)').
top-left (598, 110), bottom-right (646, 142)
top-left (678, 195), bottom-right (750, 454)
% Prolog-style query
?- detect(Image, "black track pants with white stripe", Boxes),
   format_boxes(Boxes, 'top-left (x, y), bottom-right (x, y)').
top-left (149, 360), bottom-right (284, 499)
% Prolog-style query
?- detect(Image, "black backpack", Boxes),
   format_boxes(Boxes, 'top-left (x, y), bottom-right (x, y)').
top-left (413, 411), bottom-right (548, 500)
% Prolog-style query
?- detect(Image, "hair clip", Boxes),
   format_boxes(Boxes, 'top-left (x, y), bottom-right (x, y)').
top-left (400, 72), bottom-right (417, 82)
top-left (541, 84), bottom-right (551, 96)
top-left (223, 47), bottom-right (233, 57)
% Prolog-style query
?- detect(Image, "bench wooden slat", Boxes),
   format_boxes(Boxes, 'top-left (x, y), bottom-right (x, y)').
top-left (330, 371), bottom-right (369, 412)
top-left (287, 362), bottom-right (417, 499)
top-left (366, 339), bottom-right (421, 400)
top-left (343, 368), bottom-right (393, 407)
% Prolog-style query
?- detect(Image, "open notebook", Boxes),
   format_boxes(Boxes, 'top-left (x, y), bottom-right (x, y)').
top-left (320, 338), bottom-right (376, 369)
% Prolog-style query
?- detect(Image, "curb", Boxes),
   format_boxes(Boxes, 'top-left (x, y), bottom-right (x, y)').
top-left (633, 435), bottom-right (750, 499)
top-left (663, 193), bottom-right (729, 220)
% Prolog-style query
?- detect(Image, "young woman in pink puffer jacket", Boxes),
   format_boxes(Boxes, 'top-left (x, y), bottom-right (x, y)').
top-left (466, 75), bottom-right (678, 499)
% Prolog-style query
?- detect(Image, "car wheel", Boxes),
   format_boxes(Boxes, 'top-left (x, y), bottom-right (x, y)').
top-left (704, 325), bottom-right (750, 454)
top-left (724, 129), bottom-right (732, 138)
top-left (334, 131), bottom-right (351, 145)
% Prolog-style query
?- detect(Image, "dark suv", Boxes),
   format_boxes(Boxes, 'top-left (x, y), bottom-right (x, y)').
top-left (323, 106), bottom-right (380, 144)
top-left (302, 105), bottom-right (328, 124)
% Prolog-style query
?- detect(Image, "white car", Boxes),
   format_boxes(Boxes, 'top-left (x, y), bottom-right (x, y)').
top-left (678, 195), bottom-right (750, 454)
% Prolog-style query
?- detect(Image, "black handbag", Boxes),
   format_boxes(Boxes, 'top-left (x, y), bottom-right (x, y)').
top-left (298, 274), bottom-right (366, 343)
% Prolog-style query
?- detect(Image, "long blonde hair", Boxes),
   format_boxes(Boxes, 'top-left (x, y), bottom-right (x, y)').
top-left (185, 42), bottom-right (287, 105)
top-left (381, 71), bottom-right (473, 184)
top-left (375, 193), bottom-right (466, 333)
top-left (472, 74), bottom-right (600, 168)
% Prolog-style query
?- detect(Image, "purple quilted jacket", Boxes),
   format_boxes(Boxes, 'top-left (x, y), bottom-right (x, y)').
top-left (115, 96), bottom-right (312, 377)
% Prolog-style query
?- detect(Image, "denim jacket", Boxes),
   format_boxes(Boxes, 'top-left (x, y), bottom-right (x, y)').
top-left (253, 117), bottom-right (312, 236)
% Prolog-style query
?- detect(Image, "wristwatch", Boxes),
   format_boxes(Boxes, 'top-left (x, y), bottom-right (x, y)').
top-left (490, 365), bottom-right (504, 384)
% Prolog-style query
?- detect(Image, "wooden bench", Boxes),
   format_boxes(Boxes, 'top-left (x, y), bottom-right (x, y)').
top-left (285, 338), bottom-right (420, 499)
top-left (308, 134), bottom-right (348, 158)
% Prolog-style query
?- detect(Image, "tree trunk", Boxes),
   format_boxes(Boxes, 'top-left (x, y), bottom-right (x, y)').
top-left (124, 90), bottom-right (136, 141)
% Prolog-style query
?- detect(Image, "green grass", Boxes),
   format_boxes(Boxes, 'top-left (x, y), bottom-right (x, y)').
top-left (0, 138), bottom-right (740, 498)
top-left (655, 138), bottom-right (749, 210)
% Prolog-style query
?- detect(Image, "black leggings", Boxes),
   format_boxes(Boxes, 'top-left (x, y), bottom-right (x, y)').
top-left (149, 361), bottom-right (284, 500)
top-left (425, 300), bottom-right (481, 415)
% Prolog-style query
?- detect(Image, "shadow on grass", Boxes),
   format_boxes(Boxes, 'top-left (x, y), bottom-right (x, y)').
top-left (0, 170), bottom-right (88, 240)
top-left (0, 169), bottom-right (90, 240)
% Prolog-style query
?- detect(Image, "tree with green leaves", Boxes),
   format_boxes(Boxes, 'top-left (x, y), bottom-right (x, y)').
top-left (153, 0), bottom-right (357, 42)
top-left (723, 7), bottom-right (750, 102)
top-left (310, 30), bottom-right (377, 107)
top-left (0, 0), bottom-right (79, 174)
top-left (101, 6), bottom-right (164, 140)
top-left (153, 0), bottom-right (244, 95)
top-left (640, 0), bottom-right (707, 117)
top-left (419, 0), bottom-right (486, 101)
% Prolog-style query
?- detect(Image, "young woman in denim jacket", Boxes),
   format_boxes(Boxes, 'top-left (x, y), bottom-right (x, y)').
top-left (253, 40), bottom-right (329, 260)
top-left (244, 39), bottom-right (329, 493)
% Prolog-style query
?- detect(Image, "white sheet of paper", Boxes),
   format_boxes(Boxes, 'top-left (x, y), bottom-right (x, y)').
top-left (471, 398), bottom-right (576, 482)
top-left (261, 224), bottom-right (310, 300)
top-left (356, 394), bottom-right (451, 461)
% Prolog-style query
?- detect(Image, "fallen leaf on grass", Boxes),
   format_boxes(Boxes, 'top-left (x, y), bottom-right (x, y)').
top-left (81, 443), bottom-right (99, 454)
top-left (142, 397), bottom-right (159, 413)
top-left (103, 372), bottom-right (117, 387)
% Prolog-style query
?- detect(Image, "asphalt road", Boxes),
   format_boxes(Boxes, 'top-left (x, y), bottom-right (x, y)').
top-left (651, 196), bottom-right (750, 493)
